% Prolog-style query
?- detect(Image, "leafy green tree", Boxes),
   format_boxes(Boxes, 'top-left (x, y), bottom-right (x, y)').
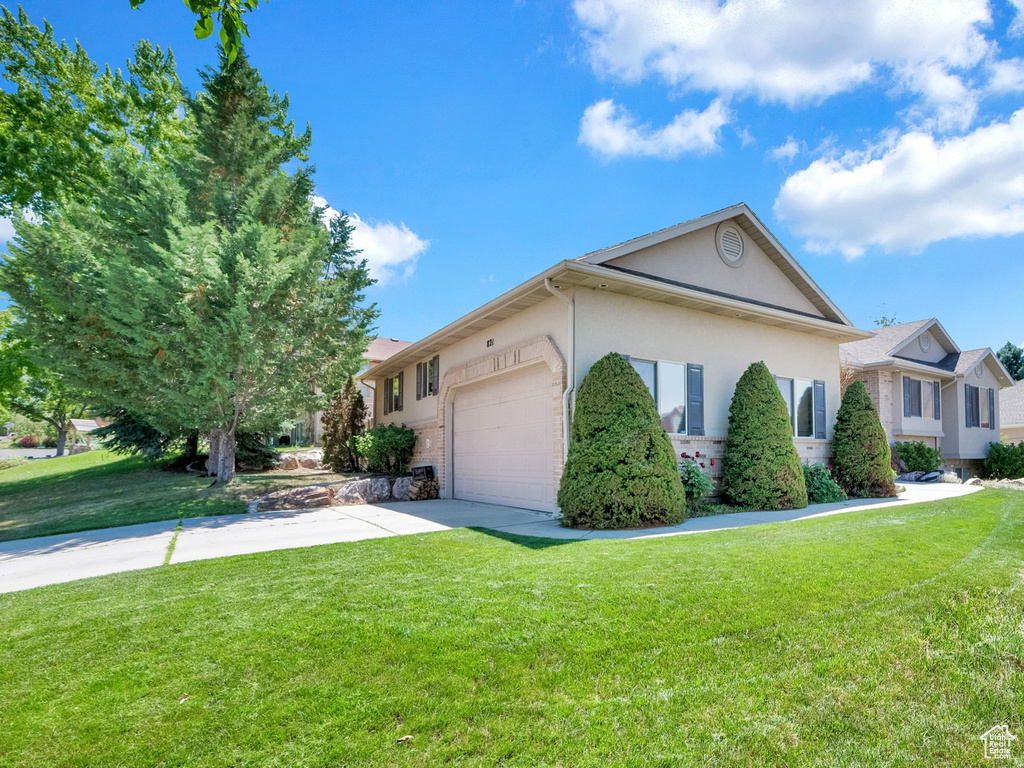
top-left (0, 8), bottom-right (189, 217)
top-left (129, 0), bottom-right (267, 63)
top-left (831, 381), bottom-right (897, 498)
top-left (721, 361), bottom-right (808, 510)
top-left (92, 407), bottom-right (199, 461)
top-left (322, 377), bottom-right (365, 473)
top-left (352, 424), bottom-right (416, 476)
top-left (1, 52), bottom-right (376, 482)
top-left (557, 352), bottom-right (686, 529)
top-left (997, 341), bottom-right (1024, 382)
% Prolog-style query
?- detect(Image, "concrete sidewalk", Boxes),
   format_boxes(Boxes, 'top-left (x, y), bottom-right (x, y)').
top-left (0, 483), bottom-right (983, 594)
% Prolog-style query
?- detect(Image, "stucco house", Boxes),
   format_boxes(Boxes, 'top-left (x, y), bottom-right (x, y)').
top-left (363, 203), bottom-right (869, 513)
top-left (840, 319), bottom-right (1013, 475)
top-left (1000, 380), bottom-right (1024, 442)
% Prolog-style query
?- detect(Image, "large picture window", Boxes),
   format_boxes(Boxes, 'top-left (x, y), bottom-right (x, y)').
top-left (626, 356), bottom-right (704, 436)
top-left (774, 376), bottom-right (827, 439)
top-left (966, 384), bottom-right (995, 429)
top-left (903, 376), bottom-right (940, 420)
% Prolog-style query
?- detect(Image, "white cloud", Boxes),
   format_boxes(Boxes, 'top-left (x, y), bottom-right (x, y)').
top-left (1011, 0), bottom-right (1024, 35)
top-left (988, 57), bottom-right (1024, 93)
top-left (774, 109), bottom-right (1024, 257)
top-left (313, 196), bottom-right (428, 285)
top-left (768, 138), bottom-right (800, 162)
top-left (0, 217), bottom-right (14, 245)
top-left (578, 98), bottom-right (730, 159)
top-left (574, 0), bottom-right (992, 113)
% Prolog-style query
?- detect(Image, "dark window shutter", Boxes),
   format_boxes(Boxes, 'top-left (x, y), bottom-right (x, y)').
top-left (903, 376), bottom-right (912, 417)
top-left (933, 381), bottom-right (941, 420)
top-left (396, 372), bottom-right (404, 411)
top-left (431, 355), bottom-right (440, 396)
top-left (384, 377), bottom-right (393, 415)
top-left (989, 387), bottom-right (995, 429)
top-left (813, 380), bottom-right (827, 439)
top-left (965, 384), bottom-right (973, 428)
top-left (416, 363), bottom-right (423, 401)
top-left (686, 363), bottom-right (704, 436)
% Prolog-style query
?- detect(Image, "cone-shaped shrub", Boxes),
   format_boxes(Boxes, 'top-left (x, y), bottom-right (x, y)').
top-left (721, 361), bottom-right (808, 510)
top-left (831, 380), bottom-right (897, 498)
top-left (557, 352), bottom-right (686, 529)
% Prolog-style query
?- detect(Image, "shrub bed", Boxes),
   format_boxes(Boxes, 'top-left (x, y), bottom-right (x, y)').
top-left (893, 441), bottom-right (942, 473)
top-left (803, 462), bottom-right (847, 504)
top-left (982, 441), bottom-right (1024, 479)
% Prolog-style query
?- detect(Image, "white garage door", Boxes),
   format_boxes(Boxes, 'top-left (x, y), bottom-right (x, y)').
top-left (452, 365), bottom-right (556, 513)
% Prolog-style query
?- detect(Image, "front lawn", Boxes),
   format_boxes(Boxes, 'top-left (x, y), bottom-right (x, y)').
top-left (0, 450), bottom-right (354, 542)
top-left (1, 490), bottom-right (1022, 766)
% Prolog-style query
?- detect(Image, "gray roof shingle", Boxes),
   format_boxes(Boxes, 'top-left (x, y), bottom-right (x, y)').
top-left (1000, 380), bottom-right (1024, 427)
top-left (839, 319), bottom-right (936, 368)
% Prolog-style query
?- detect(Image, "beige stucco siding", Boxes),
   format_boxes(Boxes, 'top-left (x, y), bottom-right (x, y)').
top-left (572, 287), bottom-right (842, 442)
top-left (605, 225), bottom-right (823, 319)
top-left (893, 330), bottom-right (949, 364)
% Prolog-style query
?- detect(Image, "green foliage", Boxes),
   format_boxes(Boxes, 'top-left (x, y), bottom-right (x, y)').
top-left (831, 381), bottom-right (897, 498)
top-left (721, 361), bottom-right (808, 510)
top-left (353, 424), bottom-right (416, 476)
top-left (1, 51), bottom-right (375, 483)
top-left (16, 435), bottom-right (38, 449)
top-left (129, 0), bottom-right (268, 64)
top-left (0, 456), bottom-right (27, 472)
top-left (93, 408), bottom-right (183, 460)
top-left (678, 457), bottom-right (715, 513)
top-left (234, 432), bottom-right (279, 471)
top-left (557, 353), bottom-right (686, 529)
top-left (803, 462), bottom-right (848, 504)
top-left (996, 341), bottom-right (1024, 382)
top-left (321, 378), bottom-right (365, 473)
top-left (0, 8), bottom-right (190, 217)
top-left (893, 441), bottom-right (943, 473)
top-left (982, 441), bottom-right (1024, 480)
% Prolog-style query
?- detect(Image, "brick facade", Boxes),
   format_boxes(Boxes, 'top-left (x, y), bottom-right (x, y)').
top-left (848, 369), bottom-right (894, 440)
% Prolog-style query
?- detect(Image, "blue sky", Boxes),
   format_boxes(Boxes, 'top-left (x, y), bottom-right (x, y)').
top-left (4, 0), bottom-right (1024, 351)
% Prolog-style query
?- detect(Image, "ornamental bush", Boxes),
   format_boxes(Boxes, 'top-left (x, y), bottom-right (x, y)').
top-left (893, 441), bottom-right (942, 473)
top-left (679, 457), bottom-right (715, 513)
top-left (721, 361), bottom-right (808, 510)
top-left (982, 441), bottom-right (1024, 479)
top-left (557, 352), bottom-right (686, 529)
top-left (322, 377), bottom-right (366, 473)
top-left (803, 462), bottom-right (847, 504)
top-left (353, 424), bottom-right (416, 476)
top-left (831, 381), bottom-right (897, 498)
top-left (16, 435), bottom-right (39, 448)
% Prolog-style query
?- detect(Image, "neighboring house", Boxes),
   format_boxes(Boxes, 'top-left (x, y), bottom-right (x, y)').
top-left (840, 319), bottom-right (1013, 476)
top-left (280, 336), bottom-right (412, 446)
top-left (1000, 379), bottom-right (1024, 442)
top-left (363, 203), bottom-right (869, 513)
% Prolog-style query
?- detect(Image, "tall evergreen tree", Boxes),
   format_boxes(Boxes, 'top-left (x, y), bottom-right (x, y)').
top-left (321, 377), bottom-right (365, 473)
top-left (1, 51), bottom-right (376, 482)
top-left (997, 341), bottom-right (1024, 382)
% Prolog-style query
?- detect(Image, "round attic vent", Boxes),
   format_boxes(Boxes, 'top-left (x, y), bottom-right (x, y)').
top-left (976, 365), bottom-right (984, 378)
top-left (715, 222), bottom-right (746, 267)
top-left (919, 334), bottom-right (931, 352)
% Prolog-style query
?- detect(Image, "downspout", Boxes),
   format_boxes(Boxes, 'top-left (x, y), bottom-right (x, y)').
top-left (544, 278), bottom-right (575, 461)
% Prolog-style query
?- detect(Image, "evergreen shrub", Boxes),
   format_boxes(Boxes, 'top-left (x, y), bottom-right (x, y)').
top-left (831, 381), bottom-right (897, 498)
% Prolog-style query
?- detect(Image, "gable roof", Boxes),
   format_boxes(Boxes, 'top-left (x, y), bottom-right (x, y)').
top-left (1001, 380), bottom-right (1024, 428)
top-left (841, 319), bottom-right (1013, 385)
top-left (366, 337), bottom-right (412, 363)
top-left (577, 203), bottom-right (851, 326)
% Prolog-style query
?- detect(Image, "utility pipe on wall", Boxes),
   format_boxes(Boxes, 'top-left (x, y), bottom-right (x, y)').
top-left (543, 278), bottom-right (575, 461)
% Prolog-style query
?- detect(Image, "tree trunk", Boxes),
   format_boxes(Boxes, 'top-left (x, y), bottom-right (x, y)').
top-left (184, 432), bottom-right (200, 461)
top-left (55, 428), bottom-right (68, 457)
top-left (208, 427), bottom-right (236, 484)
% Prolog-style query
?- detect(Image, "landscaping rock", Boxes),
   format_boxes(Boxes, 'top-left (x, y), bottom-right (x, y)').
top-left (333, 476), bottom-right (391, 505)
top-left (995, 478), bottom-right (1024, 490)
top-left (391, 476), bottom-right (413, 501)
top-left (935, 472), bottom-right (962, 484)
top-left (965, 477), bottom-right (983, 486)
top-left (919, 471), bottom-right (942, 482)
top-left (897, 471), bottom-right (926, 482)
top-left (298, 450), bottom-right (325, 470)
top-left (279, 454), bottom-right (299, 471)
top-left (258, 484), bottom-right (335, 511)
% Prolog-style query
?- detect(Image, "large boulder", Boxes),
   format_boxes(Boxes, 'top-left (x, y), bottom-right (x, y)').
top-left (298, 450), bottom-right (325, 470)
top-left (279, 454), bottom-right (299, 471)
top-left (258, 484), bottom-right (335, 511)
top-left (391, 476), bottom-right (413, 501)
top-left (333, 476), bottom-right (392, 505)
top-left (935, 472), bottom-right (962, 484)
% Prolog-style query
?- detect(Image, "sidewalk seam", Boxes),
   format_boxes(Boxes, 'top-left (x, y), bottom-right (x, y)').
top-left (163, 519), bottom-right (183, 565)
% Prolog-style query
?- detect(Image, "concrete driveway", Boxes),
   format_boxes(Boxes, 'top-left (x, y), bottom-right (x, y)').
top-left (0, 483), bottom-right (984, 594)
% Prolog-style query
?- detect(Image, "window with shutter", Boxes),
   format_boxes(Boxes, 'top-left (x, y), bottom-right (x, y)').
top-left (395, 372), bottom-right (404, 412)
top-left (933, 381), bottom-right (941, 420)
top-left (686, 363), bottom-right (704, 436)
top-left (813, 380), bottom-right (826, 439)
top-left (416, 363), bottom-right (424, 401)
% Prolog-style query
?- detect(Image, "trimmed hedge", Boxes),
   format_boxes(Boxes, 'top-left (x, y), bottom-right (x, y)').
top-left (831, 381), bottom-right (897, 498)
top-left (353, 424), bottom-right (416, 476)
top-left (982, 441), bottom-right (1024, 479)
top-left (557, 352), bottom-right (686, 529)
top-left (721, 361), bottom-right (808, 510)
top-left (893, 441), bottom-right (942, 473)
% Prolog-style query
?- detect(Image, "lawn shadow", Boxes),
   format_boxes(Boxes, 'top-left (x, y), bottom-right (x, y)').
top-left (467, 526), bottom-right (581, 550)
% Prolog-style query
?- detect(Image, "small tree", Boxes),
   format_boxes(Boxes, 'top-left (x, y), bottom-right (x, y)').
top-left (557, 353), bottom-right (685, 529)
top-left (322, 377), bottom-right (365, 472)
top-left (997, 341), bottom-right (1024, 382)
top-left (721, 361), bottom-right (808, 510)
top-left (831, 381), bottom-right (897, 498)
top-left (353, 424), bottom-right (416, 476)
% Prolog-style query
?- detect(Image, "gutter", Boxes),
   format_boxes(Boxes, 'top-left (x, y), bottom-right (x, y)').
top-left (544, 278), bottom-right (575, 461)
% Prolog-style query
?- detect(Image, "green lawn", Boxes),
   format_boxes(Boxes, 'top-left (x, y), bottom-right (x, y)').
top-left (0, 450), bottom-right (353, 542)
top-left (1, 490), bottom-right (1022, 766)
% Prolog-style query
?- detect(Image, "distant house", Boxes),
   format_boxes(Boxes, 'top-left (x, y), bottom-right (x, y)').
top-left (279, 337), bottom-right (412, 446)
top-left (840, 319), bottom-right (1013, 476)
top-left (1000, 380), bottom-right (1024, 442)
top-left (364, 203), bottom-right (869, 513)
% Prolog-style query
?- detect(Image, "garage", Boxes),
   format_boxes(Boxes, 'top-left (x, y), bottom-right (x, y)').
top-left (451, 364), bottom-right (556, 513)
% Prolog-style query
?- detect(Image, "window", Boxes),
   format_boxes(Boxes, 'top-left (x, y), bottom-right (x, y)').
top-left (903, 377), bottom-right (940, 420)
top-left (626, 356), bottom-right (704, 435)
top-left (383, 372), bottom-right (404, 415)
top-left (416, 355), bottom-right (440, 400)
top-left (775, 376), bottom-right (827, 439)
top-left (965, 384), bottom-right (994, 429)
